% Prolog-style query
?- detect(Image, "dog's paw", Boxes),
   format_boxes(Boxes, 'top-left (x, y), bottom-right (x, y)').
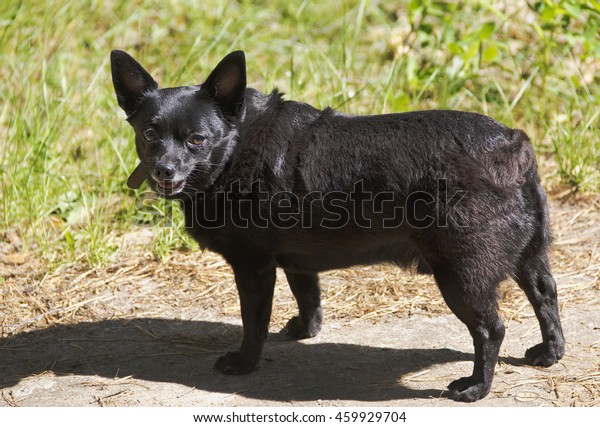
top-left (525, 341), bottom-right (564, 367)
top-left (214, 351), bottom-right (257, 375)
top-left (447, 376), bottom-right (491, 402)
top-left (281, 316), bottom-right (320, 340)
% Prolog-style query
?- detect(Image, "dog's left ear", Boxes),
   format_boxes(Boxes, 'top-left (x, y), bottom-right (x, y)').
top-left (202, 51), bottom-right (246, 116)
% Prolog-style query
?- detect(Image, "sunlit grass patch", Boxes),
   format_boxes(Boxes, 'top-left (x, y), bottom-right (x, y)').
top-left (0, 0), bottom-right (598, 266)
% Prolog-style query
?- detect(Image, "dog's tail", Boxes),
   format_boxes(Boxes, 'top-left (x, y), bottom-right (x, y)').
top-left (526, 162), bottom-right (553, 252)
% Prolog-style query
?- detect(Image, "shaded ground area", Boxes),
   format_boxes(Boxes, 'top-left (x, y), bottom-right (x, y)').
top-left (1, 196), bottom-right (599, 406)
top-left (0, 307), bottom-right (599, 407)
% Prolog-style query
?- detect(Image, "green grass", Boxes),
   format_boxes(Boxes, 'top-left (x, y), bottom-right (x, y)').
top-left (0, 0), bottom-right (598, 266)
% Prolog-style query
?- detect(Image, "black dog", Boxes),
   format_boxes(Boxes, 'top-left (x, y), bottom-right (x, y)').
top-left (110, 50), bottom-right (564, 402)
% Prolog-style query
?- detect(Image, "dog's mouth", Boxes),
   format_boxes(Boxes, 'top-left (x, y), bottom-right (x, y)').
top-left (155, 179), bottom-right (186, 195)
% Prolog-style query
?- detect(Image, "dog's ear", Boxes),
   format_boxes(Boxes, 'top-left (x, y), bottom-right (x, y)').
top-left (110, 50), bottom-right (158, 117)
top-left (202, 51), bottom-right (246, 116)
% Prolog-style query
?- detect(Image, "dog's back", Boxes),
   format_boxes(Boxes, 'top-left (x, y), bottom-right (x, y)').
top-left (206, 100), bottom-right (540, 271)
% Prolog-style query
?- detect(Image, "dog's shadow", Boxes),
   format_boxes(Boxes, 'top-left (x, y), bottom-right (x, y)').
top-left (0, 318), bottom-right (476, 402)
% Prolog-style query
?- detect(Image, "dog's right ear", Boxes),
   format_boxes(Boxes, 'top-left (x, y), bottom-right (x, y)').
top-left (110, 50), bottom-right (158, 117)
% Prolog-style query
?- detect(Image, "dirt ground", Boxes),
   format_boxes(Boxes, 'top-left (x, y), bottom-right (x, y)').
top-left (0, 194), bottom-right (599, 407)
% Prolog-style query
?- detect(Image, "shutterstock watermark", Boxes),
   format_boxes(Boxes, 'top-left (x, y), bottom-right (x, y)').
top-left (133, 179), bottom-right (467, 229)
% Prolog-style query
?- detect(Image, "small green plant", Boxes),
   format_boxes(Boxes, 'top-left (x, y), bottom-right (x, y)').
top-left (550, 102), bottom-right (600, 190)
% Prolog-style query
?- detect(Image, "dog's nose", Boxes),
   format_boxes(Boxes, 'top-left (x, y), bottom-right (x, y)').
top-left (153, 164), bottom-right (175, 180)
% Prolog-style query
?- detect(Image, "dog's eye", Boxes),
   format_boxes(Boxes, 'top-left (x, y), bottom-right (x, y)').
top-left (189, 134), bottom-right (206, 145)
top-left (143, 129), bottom-right (158, 141)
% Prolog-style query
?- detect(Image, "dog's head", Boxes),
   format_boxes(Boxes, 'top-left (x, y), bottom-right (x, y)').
top-left (110, 50), bottom-right (246, 197)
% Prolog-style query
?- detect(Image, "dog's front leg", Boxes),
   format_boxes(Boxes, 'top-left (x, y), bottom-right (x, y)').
top-left (215, 259), bottom-right (276, 375)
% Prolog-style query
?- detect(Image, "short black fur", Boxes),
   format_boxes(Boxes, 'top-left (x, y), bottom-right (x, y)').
top-left (110, 50), bottom-right (565, 402)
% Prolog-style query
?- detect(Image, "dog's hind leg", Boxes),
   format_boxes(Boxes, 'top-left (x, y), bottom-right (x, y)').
top-left (283, 271), bottom-right (323, 339)
top-left (514, 253), bottom-right (564, 366)
top-left (433, 266), bottom-right (506, 402)
top-left (513, 177), bottom-right (564, 366)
